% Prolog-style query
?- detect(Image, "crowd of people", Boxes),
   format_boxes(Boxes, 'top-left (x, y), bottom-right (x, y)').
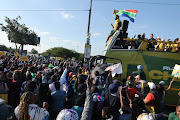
top-left (130, 33), bottom-right (180, 52)
top-left (0, 55), bottom-right (179, 120)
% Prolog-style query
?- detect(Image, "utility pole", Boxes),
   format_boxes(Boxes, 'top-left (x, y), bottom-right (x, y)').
top-left (87, 0), bottom-right (92, 45)
top-left (84, 0), bottom-right (92, 61)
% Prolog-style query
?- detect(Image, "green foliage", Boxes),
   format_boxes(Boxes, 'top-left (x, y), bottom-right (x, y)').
top-left (0, 16), bottom-right (38, 45)
top-left (0, 45), bottom-right (9, 51)
top-left (41, 47), bottom-right (83, 59)
top-left (30, 48), bottom-right (38, 54)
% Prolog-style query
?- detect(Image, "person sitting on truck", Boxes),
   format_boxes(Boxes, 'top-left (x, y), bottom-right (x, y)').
top-left (155, 38), bottom-right (165, 51)
top-left (171, 38), bottom-right (179, 52)
top-left (165, 39), bottom-right (172, 52)
top-left (135, 34), bottom-right (142, 49)
top-left (105, 15), bottom-right (121, 45)
top-left (141, 33), bottom-right (145, 40)
top-left (177, 38), bottom-right (180, 52)
top-left (135, 33), bottom-right (146, 49)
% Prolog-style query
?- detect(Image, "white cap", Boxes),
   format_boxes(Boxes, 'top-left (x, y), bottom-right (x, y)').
top-left (37, 65), bottom-right (41, 68)
top-left (137, 65), bottom-right (143, 70)
top-left (137, 113), bottom-right (154, 120)
top-left (159, 81), bottom-right (165, 86)
top-left (56, 109), bottom-right (79, 120)
top-left (147, 82), bottom-right (156, 89)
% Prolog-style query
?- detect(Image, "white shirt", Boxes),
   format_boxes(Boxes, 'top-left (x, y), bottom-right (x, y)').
top-left (49, 82), bottom-right (56, 93)
top-left (15, 104), bottom-right (49, 120)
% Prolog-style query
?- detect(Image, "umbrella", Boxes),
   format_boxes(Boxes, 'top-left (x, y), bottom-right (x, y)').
top-left (91, 64), bottom-right (109, 79)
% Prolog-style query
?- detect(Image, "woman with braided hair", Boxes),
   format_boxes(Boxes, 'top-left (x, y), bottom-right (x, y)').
top-left (14, 92), bottom-right (49, 120)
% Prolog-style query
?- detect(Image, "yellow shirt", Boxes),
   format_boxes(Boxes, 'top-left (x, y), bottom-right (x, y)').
top-left (156, 42), bottom-right (165, 51)
top-left (114, 19), bottom-right (121, 31)
top-left (166, 43), bottom-right (171, 49)
top-left (171, 43), bottom-right (178, 52)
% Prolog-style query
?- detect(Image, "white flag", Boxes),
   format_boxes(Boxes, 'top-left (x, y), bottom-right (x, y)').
top-left (105, 63), bottom-right (123, 77)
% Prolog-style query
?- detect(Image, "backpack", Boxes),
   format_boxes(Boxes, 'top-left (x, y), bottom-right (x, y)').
top-left (149, 90), bottom-right (161, 114)
top-left (93, 94), bottom-right (104, 114)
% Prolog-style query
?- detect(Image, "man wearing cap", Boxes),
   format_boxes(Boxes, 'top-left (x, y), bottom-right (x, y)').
top-left (135, 75), bottom-right (146, 92)
top-left (126, 79), bottom-right (142, 99)
top-left (157, 78), bottom-right (174, 110)
top-left (143, 82), bottom-right (161, 114)
top-left (137, 65), bottom-right (146, 81)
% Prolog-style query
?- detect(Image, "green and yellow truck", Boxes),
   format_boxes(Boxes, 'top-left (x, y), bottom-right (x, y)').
top-left (91, 30), bottom-right (180, 106)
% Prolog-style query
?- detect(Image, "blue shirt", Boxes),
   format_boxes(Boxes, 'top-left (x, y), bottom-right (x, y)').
top-left (71, 106), bottom-right (84, 120)
top-left (51, 90), bottom-right (67, 112)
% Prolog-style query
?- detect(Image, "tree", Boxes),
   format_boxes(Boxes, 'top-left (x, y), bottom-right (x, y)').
top-left (0, 16), bottom-right (38, 51)
top-left (41, 47), bottom-right (83, 59)
top-left (0, 45), bottom-right (9, 51)
top-left (30, 48), bottom-right (38, 54)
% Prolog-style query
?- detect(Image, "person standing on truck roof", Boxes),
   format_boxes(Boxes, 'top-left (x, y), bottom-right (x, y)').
top-left (106, 15), bottom-right (121, 45)
top-left (171, 38), bottom-right (179, 53)
top-left (148, 34), bottom-right (156, 51)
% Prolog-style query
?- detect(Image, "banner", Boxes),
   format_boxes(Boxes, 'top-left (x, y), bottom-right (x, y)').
top-left (20, 56), bottom-right (29, 61)
top-left (72, 57), bottom-right (76, 61)
top-left (56, 57), bottom-right (65, 61)
top-left (105, 63), bottom-right (123, 77)
top-left (172, 64), bottom-right (180, 78)
top-left (56, 57), bottom-right (61, 60)
top-left (84, 44), bottom-right (91, 58)
top-left (15, 52), bottom-right (19, 57)
top-left (0, 51), bottom-right (5, 56)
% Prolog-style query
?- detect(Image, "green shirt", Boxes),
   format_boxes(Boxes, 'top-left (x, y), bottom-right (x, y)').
top-left (168, 112), bottom-right (180, 120)
top-left (31, 72), bottom-right (35, 78)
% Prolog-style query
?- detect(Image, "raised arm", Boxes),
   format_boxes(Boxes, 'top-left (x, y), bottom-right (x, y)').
top-left (81, 75), bottom-right (93, 120)
top-left (119, 87), bottom-right (131, 113)
top-left (166, 77), bottom-right (174, 93)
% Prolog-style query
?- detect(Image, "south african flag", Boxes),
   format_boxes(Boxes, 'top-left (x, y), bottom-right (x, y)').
top-left (113, 9), bottom-right (138, 23)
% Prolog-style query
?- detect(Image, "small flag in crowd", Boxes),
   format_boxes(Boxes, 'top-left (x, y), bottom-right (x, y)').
top-left (105, 63), bottom-right (123, 77)
top-left (172, 64), bottom-right (180, 78)
top-left (113, 9), bottom-right (138, 22)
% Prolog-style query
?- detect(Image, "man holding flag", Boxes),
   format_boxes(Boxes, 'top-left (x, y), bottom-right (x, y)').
top-left (106, 9), bottom-right (138, 45)
top-left (106, 15), bottom-right (121, 44)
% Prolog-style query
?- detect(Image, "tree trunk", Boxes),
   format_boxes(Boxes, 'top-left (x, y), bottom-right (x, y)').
top-left (21, 44), bottom-right (24, 52)
top-left (15, 43), bottom-right (17, 52)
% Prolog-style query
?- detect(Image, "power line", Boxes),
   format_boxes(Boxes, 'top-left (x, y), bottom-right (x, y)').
top-left (0, 9), bottom-right (89, 12)
top-left (94, 0), bottom-right (180, 6)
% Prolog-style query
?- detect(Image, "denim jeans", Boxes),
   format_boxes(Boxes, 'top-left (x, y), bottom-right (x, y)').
top-left (119, 114), bottom-right (131, 120)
